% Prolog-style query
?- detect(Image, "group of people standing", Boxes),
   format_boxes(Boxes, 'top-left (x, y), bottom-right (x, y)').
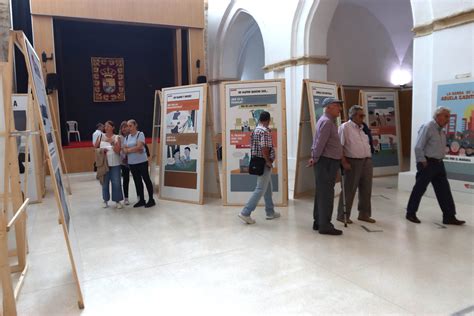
top-left (239, 98), bottom-right (466, 234)
top-left (93, 120), bottom-right (155, 209)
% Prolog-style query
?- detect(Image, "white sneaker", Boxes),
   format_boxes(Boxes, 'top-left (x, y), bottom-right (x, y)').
top-left (266, 212), bottom-right (281, 220)
top-left (116, 202), bottom-right (123, 209)
top-left (124, 198), bottom-right (130, 205)
top-left (102, 201), bottom-right (109, 208)
top-left (238, 213), bottom-right (256, 224)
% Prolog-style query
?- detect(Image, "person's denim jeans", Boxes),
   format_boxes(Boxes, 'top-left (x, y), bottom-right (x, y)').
top-left (102, 165), bottom-right (123, 202)
top-left (241, 166), bottom-right (275, 216)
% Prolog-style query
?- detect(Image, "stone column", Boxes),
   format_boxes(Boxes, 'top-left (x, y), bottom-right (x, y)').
top-left (0, 0), bottom-right (11, 62)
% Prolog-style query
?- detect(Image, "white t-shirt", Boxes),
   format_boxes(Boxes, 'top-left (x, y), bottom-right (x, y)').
top-left (100, 135), bottom-right (121, 167)
top-left (92, 129), bottom-right (104, 146)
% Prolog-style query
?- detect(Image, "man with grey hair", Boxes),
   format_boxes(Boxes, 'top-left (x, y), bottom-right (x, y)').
top-left (308, 97), bottom-right (344, 235)
top-left (337, 105), bottom-right (376, 224)
top-left (406, 107), bottom-right (465, 225)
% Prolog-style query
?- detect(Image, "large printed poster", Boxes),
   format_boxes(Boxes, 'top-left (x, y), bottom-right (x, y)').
top-left (24, 40), bottom-right (71, 224)
top-left (294, 80), bottom-right (338, 198)
top-left (309, 80), bottom-right (338, 123)
top-left (435, 79), bottom-right (474, 193)
top-left (160, 84), bottom-right (206, 203)
top-left (223, 80), bottom-right (287, 206)
top-left (362, 91), bottom-right (401, 175)
top-left (21, 32), bottom-right (84, 306)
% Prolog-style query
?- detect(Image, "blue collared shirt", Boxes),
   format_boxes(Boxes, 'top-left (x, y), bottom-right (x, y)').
top-left (414, 120), bottom-right (446, 162)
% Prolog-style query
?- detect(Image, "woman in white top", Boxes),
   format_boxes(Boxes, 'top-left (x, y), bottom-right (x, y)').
top-left (100, 121), bottom-right (124, 208)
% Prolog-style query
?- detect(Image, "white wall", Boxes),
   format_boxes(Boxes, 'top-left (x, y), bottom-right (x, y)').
top-left (399, 0), bottom-right (474, 200)
top-left (239, 28), bottom-right (264, 81)
top-left (327, 0), bottom-right (413, 87)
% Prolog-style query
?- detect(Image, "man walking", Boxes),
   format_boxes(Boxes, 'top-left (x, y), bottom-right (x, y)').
top-left (238, 111), bottom-right (280, 224)
top-left (337, 105), bottom-right (376, 224)
top-left (308, 98), bottom-right (344, 235)
top-left (406, 107), bottom-right (465, 225)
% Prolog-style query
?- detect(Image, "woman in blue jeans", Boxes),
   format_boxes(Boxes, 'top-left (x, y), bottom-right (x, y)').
top-left (99, 121), bottom-right (124, 208)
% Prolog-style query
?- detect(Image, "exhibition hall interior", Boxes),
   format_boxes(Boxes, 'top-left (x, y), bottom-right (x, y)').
top-left (0, 0), bottom-right (473, 315)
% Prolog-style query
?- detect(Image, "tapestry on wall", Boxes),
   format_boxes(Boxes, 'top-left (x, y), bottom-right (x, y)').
top-left (91, 57), bottom-right (125, 102)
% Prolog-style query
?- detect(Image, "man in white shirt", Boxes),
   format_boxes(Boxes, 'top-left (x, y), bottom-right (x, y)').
top-left (337, 105), bottom-right (376, 224)
top-left (92, 122), bottom-right (104, 147)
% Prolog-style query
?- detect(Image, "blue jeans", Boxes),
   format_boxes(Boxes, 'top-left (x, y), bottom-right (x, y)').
top-left (102, 166), bottom-right (123, 202)
top-left (241, 166), bottom-right (275, 216)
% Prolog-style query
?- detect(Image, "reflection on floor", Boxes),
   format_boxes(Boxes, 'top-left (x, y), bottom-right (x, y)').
top-left (16, 173), bottom-right (473, 315)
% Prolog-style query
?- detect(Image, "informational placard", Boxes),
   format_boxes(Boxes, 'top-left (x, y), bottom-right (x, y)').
top-left (12, 94), bottom-right (41, 202)
top-left (434, 79), bottom-right (474, 194)
top-left (19, 32), bottom-right (84, 308)
top-left (222, 80), bottom-right (288, 206)
top-left (160, 84), bottom-right (207, 204)
top-left (294, 80), bottom-right (338, 198)
top-left (360, 90), bottom-right (401, 176)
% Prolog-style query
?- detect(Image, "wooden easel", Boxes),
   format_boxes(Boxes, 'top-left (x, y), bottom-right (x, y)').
top-left (11, 31), bottom-right (84, 309)
top-left (12, 93), bottom-right (44, 203)
top-left (0, 58), bottom-right (30, 315)
top-left (150, 90), bottom-right (162, 191)
top-left (47, 95), bottom-right (72, 195)
top-left (294, 80), bottom-right (339, 198)
top-left (204, 86), bottom-right (221, 199)
top-left (159, 83), bottom-right (220, 204)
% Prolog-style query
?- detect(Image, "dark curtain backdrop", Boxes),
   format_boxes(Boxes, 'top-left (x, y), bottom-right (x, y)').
top-left (54, 19), bottom-right (175, 144)
top-left (11, 0), bottom-right (33, 93)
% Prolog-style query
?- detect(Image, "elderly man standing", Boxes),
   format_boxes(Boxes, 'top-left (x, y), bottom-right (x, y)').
top-left (406, 107), bottom-right (465, 225)
top-left (308, 98), bottom-right (344, 235)
top-left (337, 105), bottom-right (376, 224)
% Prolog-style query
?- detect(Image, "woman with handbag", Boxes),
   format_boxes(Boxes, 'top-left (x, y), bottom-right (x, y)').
top-left (238, 111), bottom-right (280, 224)
top-left (119, 121), bottom-right (131, 205)
top-left (123, 119), bottom-right (156, 208)
top-left (99, 121), bottom-right (124, 209)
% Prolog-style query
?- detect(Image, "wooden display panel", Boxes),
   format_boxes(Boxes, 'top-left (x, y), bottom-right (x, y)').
top-left (150, 90), bottom-right (162, 191)
top-left (294, 80), bottom-right (338, 198)
top-left (221, 79), bottom-right (288, 206)
top-left (159, 83), bottom-right (220, 204)
top-left (12, 31), bottom-right (85, 309)
top-left (360, 89), bottom-right (402, 177)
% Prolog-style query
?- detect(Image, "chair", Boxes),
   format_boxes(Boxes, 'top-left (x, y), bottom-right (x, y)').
top-left (66, 120), bottom-right (81, 142)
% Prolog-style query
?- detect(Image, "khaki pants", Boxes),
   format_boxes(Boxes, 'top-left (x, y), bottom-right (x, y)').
top-left (337, 157), bottom-right (373, 220)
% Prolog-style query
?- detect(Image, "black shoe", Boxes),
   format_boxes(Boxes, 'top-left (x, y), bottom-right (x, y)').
top-left (133, 200), bottom-right (146, 208)
top-left (145, 199), bottom-right (156, 208)
top-left (443, 217), bottom-right (466, 225)
top-left (313, 221), bottom-right (319, 231)
top-left (406, 214), bottom-right (421, 223)
top-left (319, 228), bottom-right (343, 235)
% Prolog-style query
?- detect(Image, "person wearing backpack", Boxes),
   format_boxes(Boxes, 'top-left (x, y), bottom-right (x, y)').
top-left (123, 119), bottom-right (155, 208)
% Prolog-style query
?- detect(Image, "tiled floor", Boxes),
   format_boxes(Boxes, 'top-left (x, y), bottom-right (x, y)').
top-left (12, 172), bottom-right (474, 315)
